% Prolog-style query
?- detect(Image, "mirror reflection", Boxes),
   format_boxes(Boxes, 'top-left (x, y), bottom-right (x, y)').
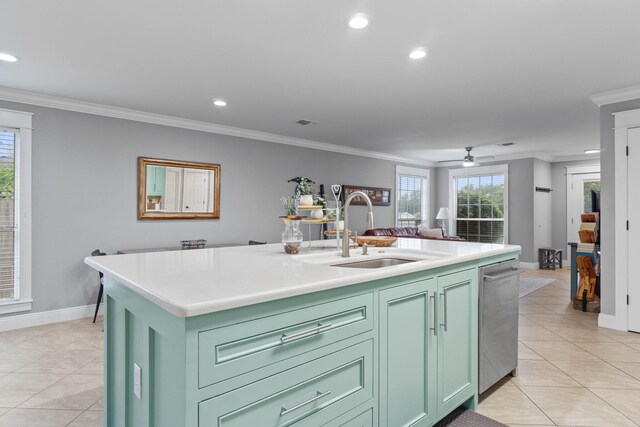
top-left (138, 157), bottom-right (220, 219)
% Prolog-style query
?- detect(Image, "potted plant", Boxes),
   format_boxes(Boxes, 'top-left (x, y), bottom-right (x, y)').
top-left (310, 196), bottom-right (325, 219)
top-left (297, 177), bottom-right (314, 207)
top-left (326, 206), bottom-right (345, 230)
top-left (280, 195), bottom-right (300, 218)
top-left (280, 195), bottom-right (303, 254)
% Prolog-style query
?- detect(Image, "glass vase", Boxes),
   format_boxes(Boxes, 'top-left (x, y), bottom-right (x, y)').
top-left (282, 218), bottom-right (303, 254)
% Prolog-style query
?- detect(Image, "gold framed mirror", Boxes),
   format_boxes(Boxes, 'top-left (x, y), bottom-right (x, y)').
top-left (138, 157), bottom-right (221, 220)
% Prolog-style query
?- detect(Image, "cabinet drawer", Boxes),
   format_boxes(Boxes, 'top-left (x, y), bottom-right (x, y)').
top-left (323, 408), bottom-right (373, 427)
top-left (198, 340), bottom-right (373, 427)
top-left (198, 293), bottom-right (373, 387)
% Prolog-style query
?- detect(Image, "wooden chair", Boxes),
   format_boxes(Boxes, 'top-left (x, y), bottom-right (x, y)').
top-left (91, 249), bottom-right (106, 323)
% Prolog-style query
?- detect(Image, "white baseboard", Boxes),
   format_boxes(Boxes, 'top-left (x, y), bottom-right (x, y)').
top-left (598, 313), bottom-right (627, 331)
top-left (520, 262), bottom-right (539, 270)
top-left (0, 304), bottom-right (103, 332)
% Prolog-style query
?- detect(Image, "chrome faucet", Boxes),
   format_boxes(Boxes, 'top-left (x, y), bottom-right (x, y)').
top-left (342, 191), bottom-right (374, 257)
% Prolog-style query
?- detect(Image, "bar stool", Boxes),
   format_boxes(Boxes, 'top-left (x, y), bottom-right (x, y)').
top-left (538, 248), bottom-right (563, 270)
top-left (90, 249), bottom-right (106, 323)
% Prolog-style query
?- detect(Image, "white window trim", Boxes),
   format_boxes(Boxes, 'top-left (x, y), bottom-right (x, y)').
top-left (448, 164), bottom-right (509, 243)
top-left (0, 108), bottom-right (33, 315)
top-left (395, 165), bottom-right (431, 227)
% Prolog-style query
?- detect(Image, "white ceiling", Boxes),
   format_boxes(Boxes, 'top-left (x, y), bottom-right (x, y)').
top-left (1, 0), bottom-right (639, 163)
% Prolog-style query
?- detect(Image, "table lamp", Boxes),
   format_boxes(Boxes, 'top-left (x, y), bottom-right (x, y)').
top-left (436, 207), bottom-right (451, 236)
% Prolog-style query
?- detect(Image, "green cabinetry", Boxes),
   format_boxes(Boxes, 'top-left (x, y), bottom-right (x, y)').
top-left (378, 269), bottom-right (477, 427)
top-left (379, 278), bottom-right (437, 426)
top-left (436, 269), bottom-right (477, 416)
top-left (102, 253), bottom-right (514, 426)
top-left (146, 165), bottom-right (166, 196)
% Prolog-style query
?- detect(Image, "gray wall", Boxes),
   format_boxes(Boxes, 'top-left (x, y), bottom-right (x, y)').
top-left (0, 100), bottom-right (434, 316)
top-left (533, 159), bottom-right (552, 256)
top-left (435, 158), bottom-right (536, 262)
top-left (599, 99), bottom-right (640, 315)
top-left (550, 159), bottom-right (601, 257)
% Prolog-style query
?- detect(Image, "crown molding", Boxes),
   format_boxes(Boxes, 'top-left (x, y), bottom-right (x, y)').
top-left (434, 151), bottom-right (600, 167)
top-left (0, 86), bottom-right (435, 167)
top-left (590, 85), bottom-right (640, 107)
top-left (550, 153), bottom-right (601, 163)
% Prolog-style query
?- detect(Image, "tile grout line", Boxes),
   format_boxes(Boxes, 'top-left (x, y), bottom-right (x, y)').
top-left (508, 380), bottom-right (559, 426)
top-left (515, 270), bottom-right (640, 426)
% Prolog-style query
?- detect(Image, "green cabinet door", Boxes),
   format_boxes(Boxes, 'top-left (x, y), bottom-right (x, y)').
top-left (146, 165), bottom-right (166, 196)
top-left (146, 165), bottom-right (157, 195)
top-left (436, 269), bottom-right (478, 417)
top-left (379, 278), bottom-right (437, 427)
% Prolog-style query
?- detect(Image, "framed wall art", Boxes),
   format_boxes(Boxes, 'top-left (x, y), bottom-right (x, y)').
top-left (342, 185), bottom-right (391, 206)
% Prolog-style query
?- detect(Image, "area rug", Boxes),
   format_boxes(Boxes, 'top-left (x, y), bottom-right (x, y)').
top-left (434, 408), bottom-right (506, 426)
top-left (519, 276), bottom-right (554, 298)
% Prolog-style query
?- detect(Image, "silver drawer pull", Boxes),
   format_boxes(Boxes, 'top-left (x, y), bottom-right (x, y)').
top-left (280, 390), bottom-right (332, 416)
top-left (440, 290), bottom-right (448, 332)
top-left (484, 267), bottom-right (520, 281)
top-left (430, 292), bottom-right (437, 336)
top-left (280, 323), bottom-right (332, 343)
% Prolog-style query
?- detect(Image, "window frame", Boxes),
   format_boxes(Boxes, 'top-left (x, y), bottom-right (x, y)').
top-left (449, 164), bottom-right (509, 244)
top-left (395, 165), bottom-right (430, 228)
top-left (0, 108), bottom-right (33, 314)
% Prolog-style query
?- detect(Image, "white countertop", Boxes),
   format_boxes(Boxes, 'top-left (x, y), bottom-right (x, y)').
top-left (85, 239), bottom-right (520, 317)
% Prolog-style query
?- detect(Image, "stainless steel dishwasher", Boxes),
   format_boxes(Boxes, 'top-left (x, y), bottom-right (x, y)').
top-left (479, 260), bottom-right (520, 394)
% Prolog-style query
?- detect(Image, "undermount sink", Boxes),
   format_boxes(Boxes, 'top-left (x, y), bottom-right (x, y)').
top-left (330, 257), bottom-right (418, 269)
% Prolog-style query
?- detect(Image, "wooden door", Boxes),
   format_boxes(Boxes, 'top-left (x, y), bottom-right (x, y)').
top-left (437, 269), bottom-right (477, 416)
top-left (182, 168), bottom-right (209, 212)
top-left (379, 278), bottom-right (437, 427)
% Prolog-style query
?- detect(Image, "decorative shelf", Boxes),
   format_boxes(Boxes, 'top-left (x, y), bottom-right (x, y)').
top-left (298, 205), bottom-right (324, 210)
top-left (301, 218), bottom-right (333, 224)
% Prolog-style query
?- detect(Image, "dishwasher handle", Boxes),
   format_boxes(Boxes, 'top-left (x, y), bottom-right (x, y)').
top-left (483, 267), bottom-right (520, 281)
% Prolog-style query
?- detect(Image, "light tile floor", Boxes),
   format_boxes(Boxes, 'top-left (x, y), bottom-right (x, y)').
top-left (1, 268), bottom-right (639, 426)
top-left (0, 317), bottom-right (103, 426)
top-left (478, 268), bottom-right (640, 427)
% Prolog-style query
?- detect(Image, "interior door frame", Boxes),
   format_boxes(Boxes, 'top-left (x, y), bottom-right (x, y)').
top-left (565, 165), bottom-right (600, 258)
top-left (610, 107), bottom-right (640, 331)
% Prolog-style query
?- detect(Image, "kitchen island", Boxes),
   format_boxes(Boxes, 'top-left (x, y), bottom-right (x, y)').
top-left (86, 239), bottom-right (520, 427)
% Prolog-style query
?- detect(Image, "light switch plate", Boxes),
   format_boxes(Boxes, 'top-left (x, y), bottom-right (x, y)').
top-left (133, 363), bottom-right (142, 400)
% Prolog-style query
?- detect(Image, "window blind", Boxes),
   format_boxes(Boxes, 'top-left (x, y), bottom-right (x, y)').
top-left (397, 174), bottom-right (423, 227)
top-left (0, 130), bottom-right (16, 301)
top-left (454, 174), bottom-right (505, 243)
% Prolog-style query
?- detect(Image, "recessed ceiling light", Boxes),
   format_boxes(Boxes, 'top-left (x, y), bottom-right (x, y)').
top-left (348, 14), bottom-right (369, 29)
top-left (584, 149), bottom-right (600, 154)
top-left (213, 99), bottom-right (227, 107)
top-left (409, 48), bottom-right (427, 59)
top-left (0, 53), bottom-right (18, 62)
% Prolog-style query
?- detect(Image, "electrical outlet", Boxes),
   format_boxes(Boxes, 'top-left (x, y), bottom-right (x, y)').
top-left (134, 363), bottom-right (142, 400)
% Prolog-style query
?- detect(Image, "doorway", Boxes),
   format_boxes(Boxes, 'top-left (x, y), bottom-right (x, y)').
top-left (566, 166), bottom-right (601, 256)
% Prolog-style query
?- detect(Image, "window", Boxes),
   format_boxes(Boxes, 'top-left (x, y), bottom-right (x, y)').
top-left (450, 165), bottom-right (508, 244)
top-left (0, 130), bottom-right (16, 301)
top-left (396, 166), bottom-right (430, 227)
top-left (0, 109), bottom-right (32, 314)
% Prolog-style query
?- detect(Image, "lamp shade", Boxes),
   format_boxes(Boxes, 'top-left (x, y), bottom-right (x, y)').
top-left (436, 207), bottom-right (451, 220)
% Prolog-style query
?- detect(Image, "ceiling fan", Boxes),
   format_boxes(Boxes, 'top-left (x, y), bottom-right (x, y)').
top-left (437, 147), bottom-right (495, 167)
